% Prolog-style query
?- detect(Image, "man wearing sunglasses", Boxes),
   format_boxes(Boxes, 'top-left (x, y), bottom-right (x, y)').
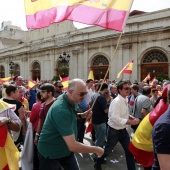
top-left (38, 78), bottom-right (104, 170)
top-left (53, 81), bottom-right (63, 98)
top-left (94, 80), bottom-right (140, 170)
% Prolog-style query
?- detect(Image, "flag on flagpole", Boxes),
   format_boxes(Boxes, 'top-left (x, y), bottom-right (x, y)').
top-left (129, 84), bottom-right (169, 167)
top-left (61, 76), bottom-right (69, 91)
top-left (117, 60), bottom-right (134, 78)
top-left (27, 79), bottom-right (37, 89)
top-left (143, 73), bottom-right (150, 82)
top-left (88, 67), bottom-right (94, 80)
top-left (0, 125), bottom-right (20, 170)
top-left (24, 0), bottom-right (134, 32)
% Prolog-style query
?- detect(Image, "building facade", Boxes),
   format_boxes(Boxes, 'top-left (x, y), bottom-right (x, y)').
top-left (0, 8), bottom-right (170, 82)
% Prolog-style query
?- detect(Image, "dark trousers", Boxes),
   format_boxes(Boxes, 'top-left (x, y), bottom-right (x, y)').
top-left (39, 152), bottom-right (79, 170)
top-left (77, 118), bottom-right (86, 143)
top-left (33, 131), bottom-right (39, 170)
top-left (97, 126), bottom-right (136, 170)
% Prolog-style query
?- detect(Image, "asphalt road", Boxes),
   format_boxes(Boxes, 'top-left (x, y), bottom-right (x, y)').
top-left (77, 132), bottom-right (144, 170)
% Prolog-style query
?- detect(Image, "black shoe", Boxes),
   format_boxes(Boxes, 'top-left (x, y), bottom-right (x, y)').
top-left (100, 159), bottom-right (106, 164)
top-left (94, 163), bottom-right (102, 170)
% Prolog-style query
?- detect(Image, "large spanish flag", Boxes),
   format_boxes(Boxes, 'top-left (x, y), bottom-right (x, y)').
top-left (0, 126), bottom-right (20, 170)
top-left (24, 0), bottom-right (133, 31)
top-left (117, 60), bottom-right (134, 78)
top-left (129, 85), bottom-right (169, 167)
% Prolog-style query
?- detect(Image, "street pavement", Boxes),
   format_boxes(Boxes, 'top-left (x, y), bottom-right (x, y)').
top-left (76, 133), bottom-right (144, 170)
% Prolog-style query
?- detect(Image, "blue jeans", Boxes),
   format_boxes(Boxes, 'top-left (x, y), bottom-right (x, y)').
top-left (39, 152), bottom-right (79, 170)
top-left (93, 123), bottom-right (106, 148)
top-left (97, 126), bottom-right (136, 170)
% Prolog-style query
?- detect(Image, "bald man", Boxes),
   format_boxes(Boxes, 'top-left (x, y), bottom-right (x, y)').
top-left (38, 78), bottom-right (104, 170)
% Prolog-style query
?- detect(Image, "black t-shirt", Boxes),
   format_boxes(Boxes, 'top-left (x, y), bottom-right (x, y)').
top-left (152, 106), bottom-right (170, 170)
top-left (3, 98), bottom-right (23, 117)
top-left (91, 93), bottom-right (108, 124)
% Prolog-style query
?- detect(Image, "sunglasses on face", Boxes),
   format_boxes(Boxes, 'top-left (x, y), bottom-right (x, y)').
top-left (76, 91), bottom-right (88, 97)
top-left (56, 86), bottom-right (64, 88)
top-left (123, 87), bottom-right (130, 90)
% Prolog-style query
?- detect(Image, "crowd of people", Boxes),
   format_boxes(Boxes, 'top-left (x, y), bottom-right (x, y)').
top-left (0, 75), bottom-right (170, 170)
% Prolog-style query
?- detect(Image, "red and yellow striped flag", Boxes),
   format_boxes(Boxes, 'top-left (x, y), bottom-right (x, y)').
top-left (0, 126), bottom-right (20, 170)
top-left (143, 73), bottom-right (150, 82)
top-left (27, 79), bottom-right (37, 89)
top-left (0, 77), bottom-right (12, 83)
top-left (149, 77), bottom-right (156, 87)
top-left (88, 67), bottom-right (94, 81)
top-left (129, 84), bottom-right (170, 167)
top-left (61, 76), bottom-right (69, 91)
top-left (24, 0), bottom-right (133, 32)
top-left (117, 60), bottom-right (134, 78)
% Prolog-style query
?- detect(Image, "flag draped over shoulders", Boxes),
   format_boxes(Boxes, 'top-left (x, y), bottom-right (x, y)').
top-left (0, 126), bottom-right (19, 170)
top-left (129, 85), bottom-right (169, 167)
top-left (24, 0), bottom-right (133, 31)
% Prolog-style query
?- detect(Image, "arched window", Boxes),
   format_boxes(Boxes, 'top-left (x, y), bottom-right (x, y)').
top-left (32, 62), bottom-right (41, 81)
top-left (91, 55), bottom-right (109, 80)
top-left (14, 64), bottom-right (20, 76)
top-left (32, 62), bottom-right (40, 70)
top-left (92, 55), bottom-right (109, 66)
top-left (141, 50), bottom-right (168, 81)
top-left (143, 50), bottom-right (168, 63)
top-left (0, 65), bottom-right (5, 78)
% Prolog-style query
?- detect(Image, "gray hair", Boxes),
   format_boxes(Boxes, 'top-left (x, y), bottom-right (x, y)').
top-left (68, 78), bottom-right (86, 91)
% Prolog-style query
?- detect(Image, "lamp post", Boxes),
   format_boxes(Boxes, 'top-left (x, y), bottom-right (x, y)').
top-left (59, 52), bottom-right (70, 77)
top-left (9, 61), bottom-right (15, 77)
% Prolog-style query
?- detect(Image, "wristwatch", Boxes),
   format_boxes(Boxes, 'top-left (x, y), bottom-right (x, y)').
top-left (7, 118), bottom-right (12, 124)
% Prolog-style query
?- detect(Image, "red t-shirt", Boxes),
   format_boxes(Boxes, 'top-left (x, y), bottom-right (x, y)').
top-left (30, 101), bottom-right (42, 131)
top-left (39, 100), bottom-right (55, 130)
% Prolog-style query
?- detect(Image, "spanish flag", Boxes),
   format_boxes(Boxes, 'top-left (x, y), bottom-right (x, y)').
top-left (149, 77), bottom-right (156, 87)
top-left (129, 84), bottom-right (170, 167)
top-left (27, 79), bottom-right (37, 89)
top-left (117, 60), bottom-right (134, 78)
top-left (0, 77), bottom-right (12, 83)
top-left (88, 67), bottom-right (94, 81)
top-left (24, 0), bottom-right (133, 32)
top-left (61, 76), bottom-right (69, 91)
top-left (143, 73), bottom-right (150, 82)
top-left (0, 126), bottom-right (20, 170)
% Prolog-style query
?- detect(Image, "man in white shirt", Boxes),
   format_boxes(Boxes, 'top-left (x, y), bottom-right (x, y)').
top-left (85, 79), bottom-right (94, 104)
top-left (94, 80), bottom-right (140, 170)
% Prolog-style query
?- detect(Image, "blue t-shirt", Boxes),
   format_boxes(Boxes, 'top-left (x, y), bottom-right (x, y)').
top-left (152, 106), bottom-right (170, 170)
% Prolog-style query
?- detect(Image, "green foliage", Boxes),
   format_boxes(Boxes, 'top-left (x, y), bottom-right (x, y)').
top-left (156, 74), bottom-right (169, 82)
top-left (61, 66), bottom-right (69, 70)
top-left (52, 75), bottom-right (60, 81)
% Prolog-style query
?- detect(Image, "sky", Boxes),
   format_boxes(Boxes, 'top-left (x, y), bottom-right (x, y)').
top-left (0, 0), bottom-right (170, 30)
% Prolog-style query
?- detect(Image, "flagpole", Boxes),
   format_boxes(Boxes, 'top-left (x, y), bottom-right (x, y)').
top-left (90, 32), bottom-right (123, 109)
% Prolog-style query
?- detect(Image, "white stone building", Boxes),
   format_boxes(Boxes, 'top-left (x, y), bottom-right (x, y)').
top-left (0, 8), bottom-right (170, 82)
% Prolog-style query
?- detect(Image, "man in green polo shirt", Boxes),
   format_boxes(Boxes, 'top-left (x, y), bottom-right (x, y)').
top-left (38, 78), bottom-right (104, 170)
